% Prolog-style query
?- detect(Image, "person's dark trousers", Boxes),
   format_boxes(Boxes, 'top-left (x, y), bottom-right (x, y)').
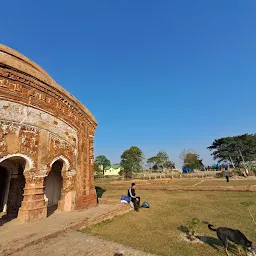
top-left (132, 196), bottom-right (140, 211)
top-left (136, 196), bottom-right (140, 208)
top-left (225, 176), bottom-right (229, 182)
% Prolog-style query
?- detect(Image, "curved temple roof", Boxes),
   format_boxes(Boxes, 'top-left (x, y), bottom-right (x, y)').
top-left (0, 44), bottom-right (97, 125)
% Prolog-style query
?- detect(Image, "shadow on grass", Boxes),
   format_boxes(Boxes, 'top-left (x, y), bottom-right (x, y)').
top-left (177, 225), bottom-right (238, 255)
top-left (177, 225), bottom-right (189, 234)
top-left (196, 235), bottom-right (239, 254)
top-left (95, 186), bottom-right (106, 203)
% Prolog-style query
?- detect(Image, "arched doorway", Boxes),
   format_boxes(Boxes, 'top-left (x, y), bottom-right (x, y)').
top-left (0, 157), bottom-right (26, 218)
top-left (0, 166), bottom-right (8, 212)
top-left (45, 160), bottom-right (63, 215)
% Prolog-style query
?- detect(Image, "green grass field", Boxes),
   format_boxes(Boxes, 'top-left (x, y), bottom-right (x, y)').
top-left (87, 189), bottom-right (256, 256)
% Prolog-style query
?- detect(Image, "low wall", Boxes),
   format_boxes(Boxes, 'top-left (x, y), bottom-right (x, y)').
top-left (95, 171), bottom-right (222, 183)
top-left (98, 198), bottom-right (120, 205)
top-left (79, 204), bottom-right (132, 230)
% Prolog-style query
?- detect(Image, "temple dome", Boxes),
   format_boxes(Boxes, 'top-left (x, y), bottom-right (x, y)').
top-left (0, 44), bottom-right (97, 124)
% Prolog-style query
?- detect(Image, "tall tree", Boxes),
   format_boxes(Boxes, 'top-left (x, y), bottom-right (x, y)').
top-left (120, 146), bottom-right (144, 178)
top-left (95, 155), bottom-right (111, 175)
top-left (147, 156), bottom-right (158, 170)
top-left (180, 149), bottom-right (204, 169)
top-left (94, 163), bottom-right (102, 173)
top-left (208, 134), bottom-right (256, 166)
top-left (156, 151), bottom-right (169, 170)
top-left (147, 151), bottom-right (175, 171)
top-left (164, 160), bottom-right (176, 169)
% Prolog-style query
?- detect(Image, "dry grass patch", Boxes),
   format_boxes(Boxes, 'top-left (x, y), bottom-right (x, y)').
top-left (201, 179), bottom-right (256, 186)
top-left (95, 178), bottom-right (256, 189)
top-left (86, 190), bottom-right (256, 256)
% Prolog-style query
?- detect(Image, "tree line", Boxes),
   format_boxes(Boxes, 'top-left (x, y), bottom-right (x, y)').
top-left (94, 146), bottom-right (202, 178)
top-left (94, 133), bottom-right (256, 177)
top-left (94, 147), bottom-right (176, 177)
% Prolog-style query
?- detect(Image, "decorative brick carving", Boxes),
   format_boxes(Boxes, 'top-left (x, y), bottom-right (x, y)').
top-left (89, 135), bottom-right (94, 164)
top-left (0, 124), bottom-right (7, 154)
top-left (0, 44), bottom-right (97, 222)
top-left (49, 134), bottom-right (76, 170)
top-left (20, 126), bottom-right (39, 157)
top-left (0, 68), bottom-right (96, 130)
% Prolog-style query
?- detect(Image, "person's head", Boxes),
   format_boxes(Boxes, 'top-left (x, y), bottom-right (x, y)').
top-left (246, 240), bottom-right (252, 249)
top-left (131, 182), bottom-right (136, 189)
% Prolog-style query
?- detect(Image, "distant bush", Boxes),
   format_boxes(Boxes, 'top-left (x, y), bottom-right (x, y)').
top-left (231, 169), bottom-right (243, 177)
top-left (95, 173), bottom-right (104, 178)
top-left (216, 171), bottom-right (224, 178)
top-left (247, 170), bottom-right (255, 176)
top-left (216, 169), bottom-right (248, 178)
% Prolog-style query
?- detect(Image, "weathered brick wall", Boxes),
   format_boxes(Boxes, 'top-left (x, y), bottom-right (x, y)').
top-left (0, 44), bottom-right (98, 221)
top-left (0, 100), bottom-right (78, 168)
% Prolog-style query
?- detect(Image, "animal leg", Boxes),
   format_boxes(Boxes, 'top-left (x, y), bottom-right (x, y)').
top-left (236, 245), bottom-right (244, 256)
top-left (245, 248), bottom-right (251, 256)
top-left (217, 233), bottom-right (230, 256)
top-left (225, 247), bottom-right (231, 256)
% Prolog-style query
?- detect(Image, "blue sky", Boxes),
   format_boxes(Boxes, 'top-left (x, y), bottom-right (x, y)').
top-left (1, 1), bottom-right (256, 167)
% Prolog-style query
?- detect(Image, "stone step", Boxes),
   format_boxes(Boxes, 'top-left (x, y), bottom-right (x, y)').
top-left (10, 230), bottom-right (156, 256)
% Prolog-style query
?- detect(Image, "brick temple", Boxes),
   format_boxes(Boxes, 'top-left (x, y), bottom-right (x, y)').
top-left (0, 44), bottom-right (97, 222)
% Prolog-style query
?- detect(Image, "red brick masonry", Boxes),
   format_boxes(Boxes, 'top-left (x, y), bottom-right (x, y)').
top-left (0, 44), bottom-right (98, 222)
